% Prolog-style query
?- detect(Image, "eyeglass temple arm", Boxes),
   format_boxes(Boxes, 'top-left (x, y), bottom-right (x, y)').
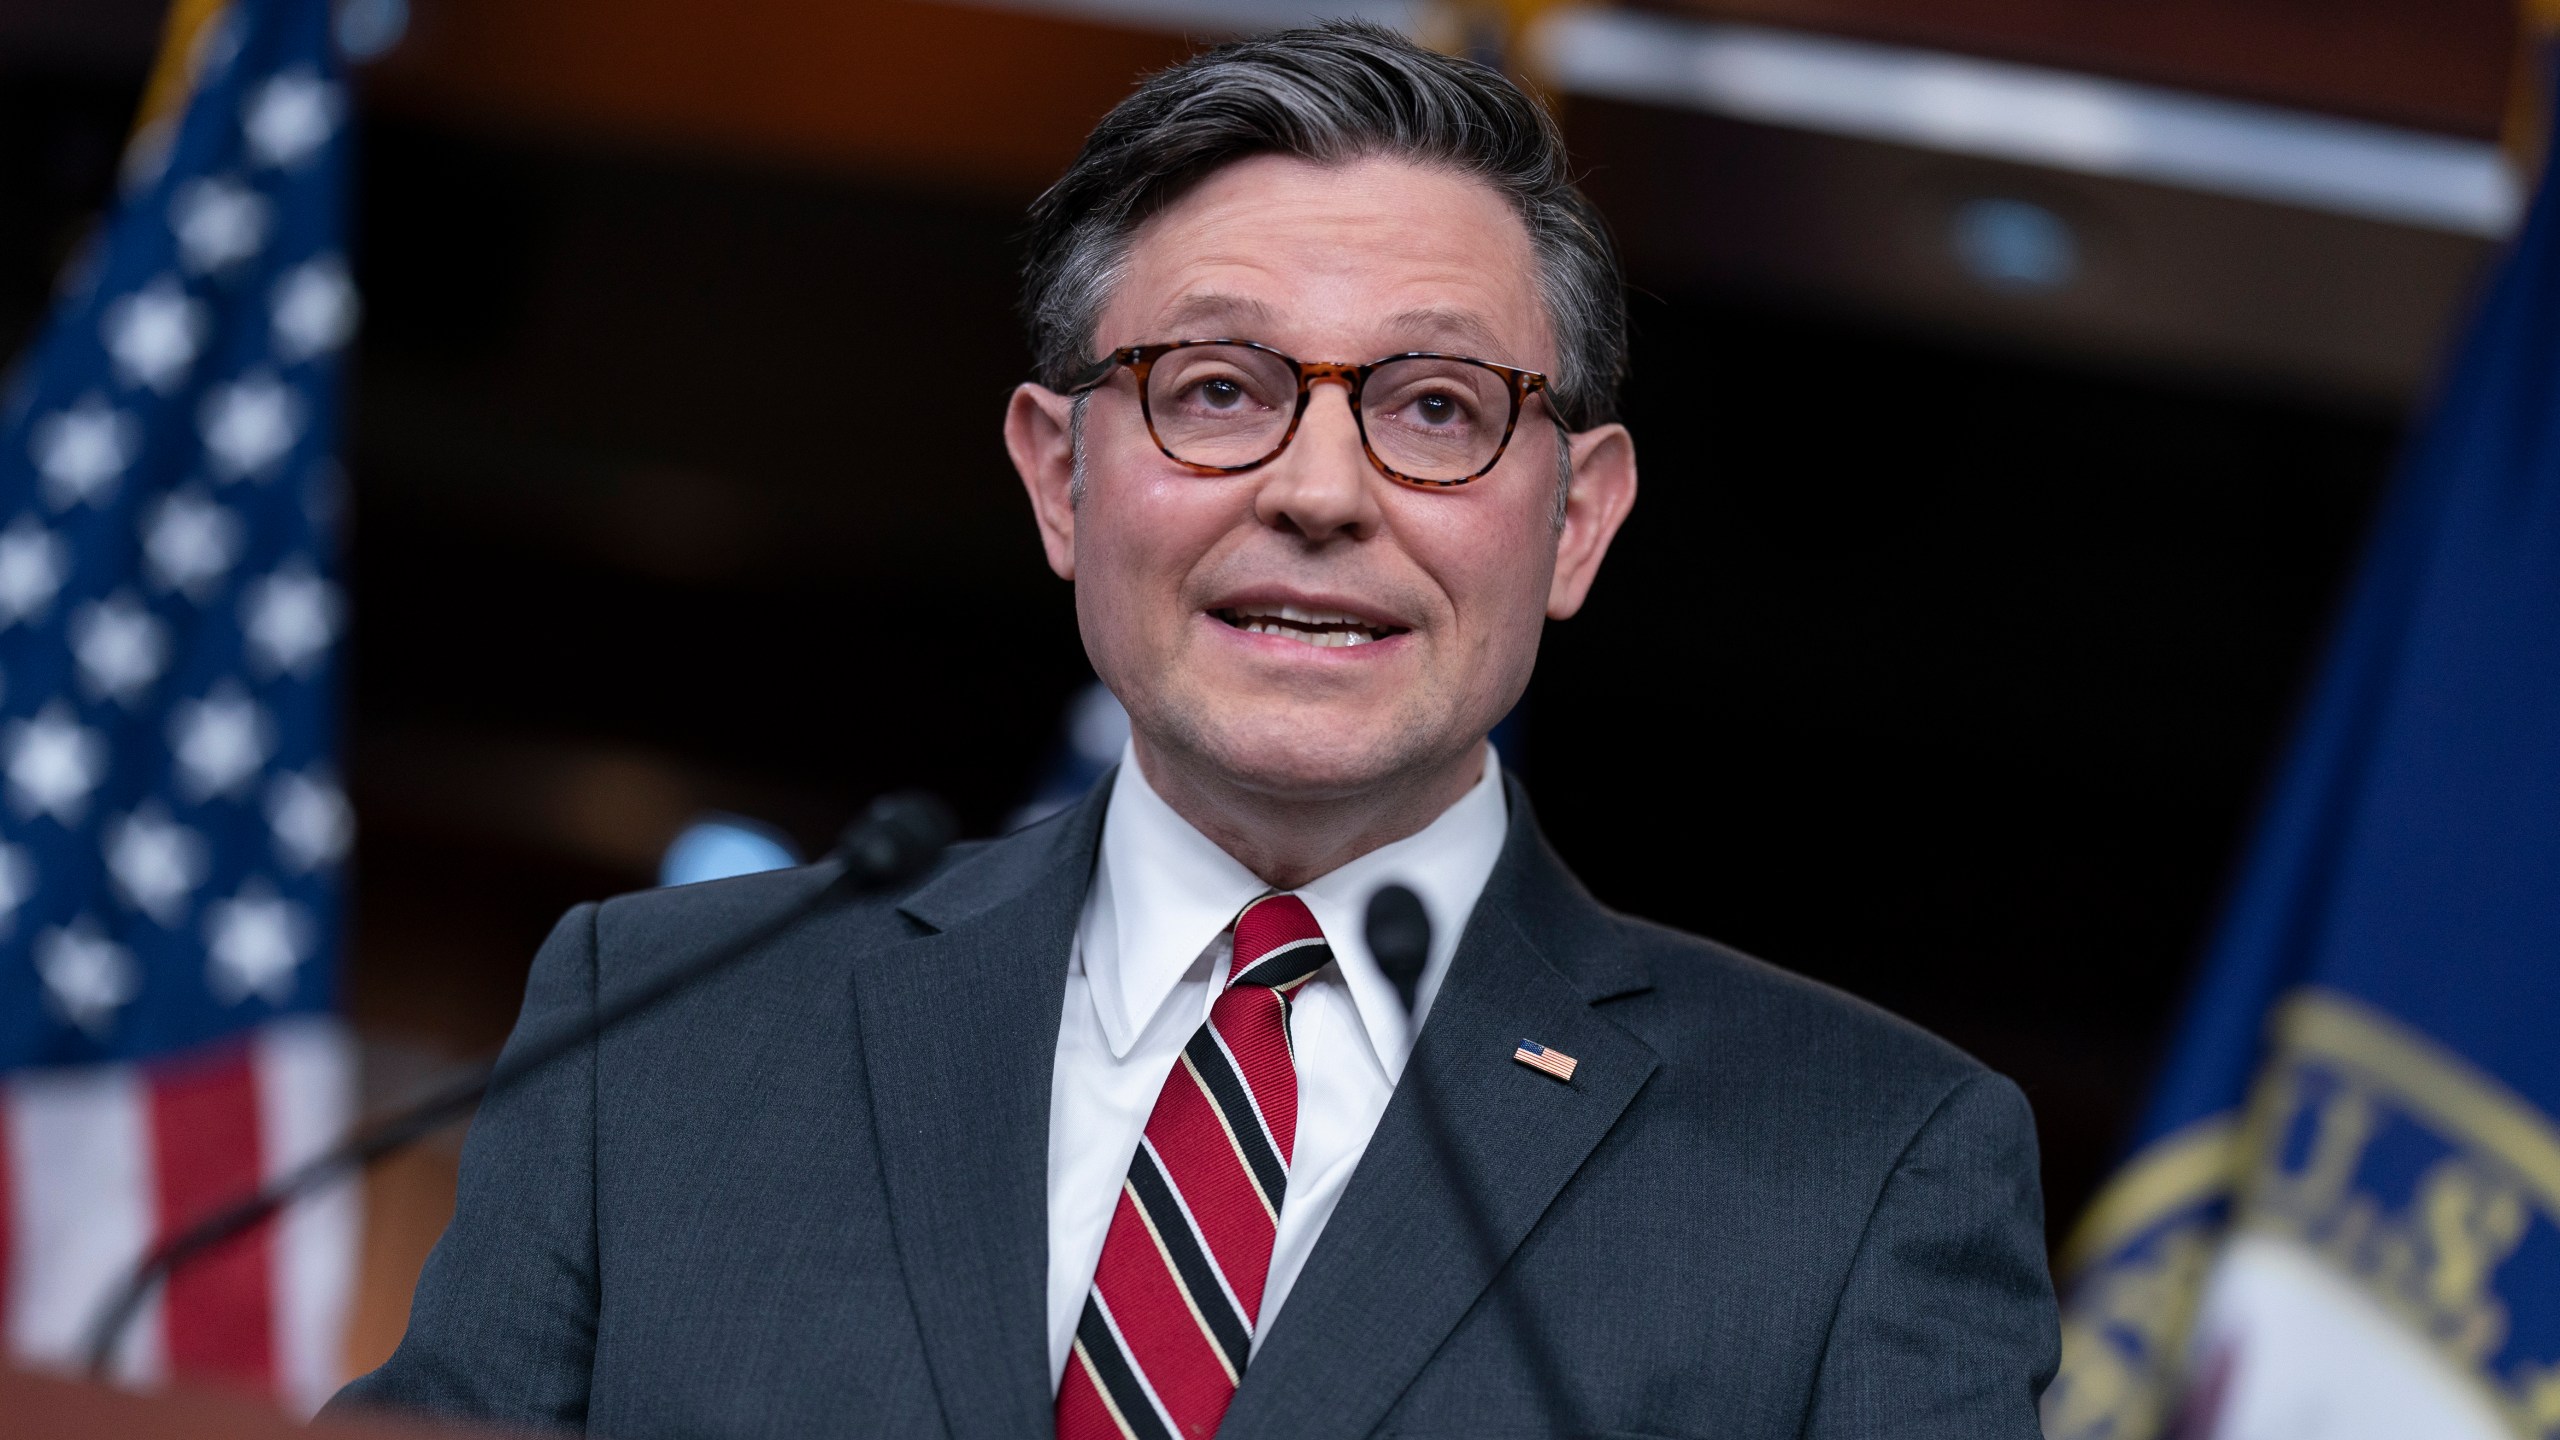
top-left (1061, 349), bottom-right (1133, 395)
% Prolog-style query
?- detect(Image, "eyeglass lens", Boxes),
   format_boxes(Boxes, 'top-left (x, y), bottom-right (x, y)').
top-left (1144, 344), bottom-right (1514, 481)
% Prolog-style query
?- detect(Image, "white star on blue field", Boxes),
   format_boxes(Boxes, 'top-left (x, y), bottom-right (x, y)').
top-left (0, 0), bottom-right (352, 1067)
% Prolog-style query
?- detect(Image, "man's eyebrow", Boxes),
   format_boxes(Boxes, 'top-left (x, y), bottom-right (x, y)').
top-left (1155, 292), bottom-right (1278, 337)
top-left (1382, 306), bottom-right (1510, 358)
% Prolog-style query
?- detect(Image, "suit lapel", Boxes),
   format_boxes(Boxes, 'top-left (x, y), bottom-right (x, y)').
top-left (851, 789), bottom-right (1109, 1440)
top-left (1218, 805), bottom-right (1661, 1440)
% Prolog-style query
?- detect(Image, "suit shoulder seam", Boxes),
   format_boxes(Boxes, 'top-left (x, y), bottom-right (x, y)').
top-left (1790, 1068), bottom-right (1990, 1437)
top-left (580, 897), bottom-right (601, 1421)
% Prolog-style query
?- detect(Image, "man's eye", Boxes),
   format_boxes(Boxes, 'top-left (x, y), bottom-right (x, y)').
top-left (1187, 377), bottom-right (1251, 410)
top-left (1394, 389), bottom-right (1474, 428)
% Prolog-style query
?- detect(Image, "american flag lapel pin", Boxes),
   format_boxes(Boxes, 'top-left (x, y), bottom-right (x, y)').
top-left (1513, 1038), bottom-right (1578, 1083)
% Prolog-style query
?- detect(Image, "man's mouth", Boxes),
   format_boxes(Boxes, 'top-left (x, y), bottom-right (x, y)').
top-left (1213, 604), bottom-right (1408, 649)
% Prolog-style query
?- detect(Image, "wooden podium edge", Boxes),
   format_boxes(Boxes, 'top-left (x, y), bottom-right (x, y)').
top-left (4, 1366), bottom-right (521, 1439)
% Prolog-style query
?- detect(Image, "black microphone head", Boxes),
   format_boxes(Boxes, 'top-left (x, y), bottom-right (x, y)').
top-left (1364, 882), bottom-right (1432, 1017)
top-left (835, 791), bottom-right (958, 890)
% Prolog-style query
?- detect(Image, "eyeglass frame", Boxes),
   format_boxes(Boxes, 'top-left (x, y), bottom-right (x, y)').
top-left (1063, 338), bottom-right (1555, 488)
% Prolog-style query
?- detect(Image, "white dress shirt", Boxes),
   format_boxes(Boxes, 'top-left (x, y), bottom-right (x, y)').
top-left (1043, 742), bottom-right (1510, 1386)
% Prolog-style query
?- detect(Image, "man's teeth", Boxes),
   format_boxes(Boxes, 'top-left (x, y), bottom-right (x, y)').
top-left (1223, 604), bottom-right (1390, 647)
top-left (1274, 603), bottom-right (1357, 625)
top-left (1241, 622), bottom-right (1373, 647)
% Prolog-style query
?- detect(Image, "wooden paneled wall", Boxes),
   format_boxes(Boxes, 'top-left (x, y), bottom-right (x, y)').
top-left (368, 0), bottom-right (1202, 194)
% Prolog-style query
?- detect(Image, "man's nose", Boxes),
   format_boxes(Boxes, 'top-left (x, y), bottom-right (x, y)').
top-left (1252, 381), bottom-right (1383, 542)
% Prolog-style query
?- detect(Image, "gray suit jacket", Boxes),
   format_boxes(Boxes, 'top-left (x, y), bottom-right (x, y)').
top-left (333, 774), bottom-right (2058, 1438)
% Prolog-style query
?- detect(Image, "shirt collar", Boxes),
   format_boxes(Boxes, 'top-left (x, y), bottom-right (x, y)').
top-left (1082, 749), bottom-right (1268, 1058)
top-left (1080, 741), bottom-right (1510, 1080)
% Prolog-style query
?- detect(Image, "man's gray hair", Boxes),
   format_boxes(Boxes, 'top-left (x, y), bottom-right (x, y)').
top-left (1021, 21), bottom-right (1628, 432)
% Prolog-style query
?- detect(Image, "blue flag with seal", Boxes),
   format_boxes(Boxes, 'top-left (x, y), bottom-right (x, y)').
top-left (0, 0), bottom-right (357, 1411)
top-left (2044, 69), bottom-right (2560, 1440)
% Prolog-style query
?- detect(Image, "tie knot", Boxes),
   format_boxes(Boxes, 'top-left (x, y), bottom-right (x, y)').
top-left (1228, 893), bottom-right (1331, 991)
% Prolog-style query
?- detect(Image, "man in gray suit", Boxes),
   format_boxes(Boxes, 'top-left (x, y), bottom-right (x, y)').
top-left (337, 23), bottom-right (2057, 1438)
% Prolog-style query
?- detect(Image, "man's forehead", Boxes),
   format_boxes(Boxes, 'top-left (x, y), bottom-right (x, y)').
top-left (1106, 155), bottom-right (1549, 362)
top-left (1152, 291), bottom-right (1512, 356)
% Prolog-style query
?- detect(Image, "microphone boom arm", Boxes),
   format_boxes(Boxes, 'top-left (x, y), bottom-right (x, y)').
top-left (1363, 881), bottom-right (1579, 1431)
top-left (81, 791), bottom-right (956, 1382)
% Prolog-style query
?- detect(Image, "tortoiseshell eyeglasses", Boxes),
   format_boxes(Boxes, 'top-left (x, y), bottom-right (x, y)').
top-left (1065, 339), bottom-right (1552, 487)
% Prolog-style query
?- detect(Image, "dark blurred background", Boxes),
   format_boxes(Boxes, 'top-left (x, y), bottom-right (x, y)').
top-left (2, 0), bottom-right (2522, 1370)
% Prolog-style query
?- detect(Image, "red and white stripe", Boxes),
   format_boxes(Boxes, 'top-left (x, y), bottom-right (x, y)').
top-left (1060, 894), bottom-right (1335, 1440)
top-left (1, 1017), bottom-right (357, 1414)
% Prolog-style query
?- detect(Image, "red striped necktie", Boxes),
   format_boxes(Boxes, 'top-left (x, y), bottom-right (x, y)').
top-left (1057, 893), bottom-right (1334, 1440)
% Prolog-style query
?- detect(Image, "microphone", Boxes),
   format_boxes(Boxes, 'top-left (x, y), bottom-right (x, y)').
top-left (1364, 882), bottom-right (1431, 1017)
top-left (83, 790), bottom-right (958, 1381)
top-left (1362, 878), bottom-right (1576, 1427)
top-left (832, 791), bottom-right (960, 887)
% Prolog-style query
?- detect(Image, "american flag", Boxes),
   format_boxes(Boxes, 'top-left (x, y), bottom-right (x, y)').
top-left (0, 0), bottom-right (355, 1412)
top-left (1513, 1038), bottom-right (1577, 1083)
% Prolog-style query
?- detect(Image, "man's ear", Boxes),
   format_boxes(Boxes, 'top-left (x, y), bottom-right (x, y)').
top-left (1007, 383), bottom-right (1079, 581)
top-left (1547, 422), bottom-right (1638, 620)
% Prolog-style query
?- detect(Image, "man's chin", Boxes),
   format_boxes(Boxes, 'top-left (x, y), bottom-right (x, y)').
top-left (1149, 705), bottom-right (1454, 804)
